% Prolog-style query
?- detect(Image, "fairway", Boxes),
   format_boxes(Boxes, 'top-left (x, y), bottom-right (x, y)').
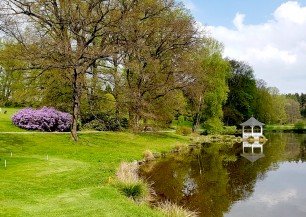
top-left (0, 126), bottom-right (189, 217)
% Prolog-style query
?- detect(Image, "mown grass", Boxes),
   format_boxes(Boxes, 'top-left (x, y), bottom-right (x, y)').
top-left (0, 107), bottom-right (27, 132)
top-left (265, 123), bottom-right (305, 131)
top-left (265, 124), bottom-right (295, 130)
top-left (0, 108), bottom-right (191, 216)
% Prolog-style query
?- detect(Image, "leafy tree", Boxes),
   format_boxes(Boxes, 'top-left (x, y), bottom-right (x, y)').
top-left (0, 43), bottom-right (35, 107)
top-left (117, 1), bottom-right (201, 131)
top-left (288, 93), bottom-right (306, 118)
top-left (0, 0), bottom-right (143, 140)
top-left (223, 59), bottom-right (257, 126)
top-left (301, 93), bottom-right (306, 118)
top-left (253, 79), bottom-right (274, 124)
top-left (200, 40), bottom-right (231, 133)
top-left (268, 87), bottom-right (287, 124)
top-left (184, 38), bottom-right (231, 133)
top-left (285, 98), bottom-right (301, 124)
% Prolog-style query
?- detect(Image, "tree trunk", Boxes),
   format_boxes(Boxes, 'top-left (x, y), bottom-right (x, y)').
top-left (192, 112), bottom-right (201, 133)
top-left (192, 96), bottom-right (202, 132)
top-left (71, 68), bottom-right (81, 141)
top-left (112, 56), bottom-right (121, 127)
top-left (128, 109), bottom-right (141, 133)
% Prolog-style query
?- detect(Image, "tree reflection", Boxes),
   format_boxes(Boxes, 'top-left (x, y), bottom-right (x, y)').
top-left (140, 133), bottom-right (306, 217)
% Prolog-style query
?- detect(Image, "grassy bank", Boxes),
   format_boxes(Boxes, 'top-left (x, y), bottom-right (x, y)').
top-left (265, 124), bottom-right (296, 131)
top-left (0, 108), bottom-right (190, 216)
top-left (265, 122), bottom-right (305, 132)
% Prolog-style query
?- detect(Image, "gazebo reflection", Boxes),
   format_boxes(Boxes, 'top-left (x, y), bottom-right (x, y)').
top-left (240, 141), bottom-right (265, 163)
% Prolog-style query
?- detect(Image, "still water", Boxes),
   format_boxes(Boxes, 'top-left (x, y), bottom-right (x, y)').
top-left (140, 133), bottom-right (306, 217)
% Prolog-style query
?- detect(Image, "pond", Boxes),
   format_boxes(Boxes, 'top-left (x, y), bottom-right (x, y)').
top-left (140, 133), bottom-right (306, 217)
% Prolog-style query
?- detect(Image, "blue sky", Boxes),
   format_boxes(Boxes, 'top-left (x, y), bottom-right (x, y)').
top-left (180, 0), bottom-right (306, 94)
top-left (182, 0), bottom-right (303, 27)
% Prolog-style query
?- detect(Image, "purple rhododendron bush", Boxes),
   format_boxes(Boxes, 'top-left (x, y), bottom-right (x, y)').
top-left (11, 107), bottom-right (72, 132)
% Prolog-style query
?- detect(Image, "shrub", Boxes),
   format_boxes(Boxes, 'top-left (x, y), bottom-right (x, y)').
top-left (203, 118), bottom-right (223, 135)
top-left (81, 112), bottom-right (128, 131)
top-left (114, 161), bottom-right (150, 201)
top-left (222, 126), bottom-right (237, 135)
top-left (176, 126), bottom-right (192, 136)
top-left (82, 119), bottom-right (106, 131)
top-left (143, 150), bottom-right (155, 161)
top-left (177, 115), bottom-right (185, 126)
top-left (294, 121), bottom-right (305, 131)
top-left (11, 107), bottom-right (72, 132)
top-left (116, 181), bottom-right (149, 201)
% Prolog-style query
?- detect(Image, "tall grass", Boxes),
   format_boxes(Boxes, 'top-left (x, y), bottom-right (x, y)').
top-left (115, 161), bottom-right (151, 202)
top-left (116, 161), bottom-right (140, 183)
top-left (157, 201), bottom-right (198, 217)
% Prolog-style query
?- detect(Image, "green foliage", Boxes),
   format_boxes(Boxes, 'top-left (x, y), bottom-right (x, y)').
top-left (223, 59), bottom-right (257, 126)
top-left (184, 38), bottom-right (230, 132)
top-left (176, 126), bottom-right (192, 136)
top-left (82, 119), bottom-right (106, 131)
top-left (81, 112), bottom-right (128, 131)
top-left (201, 40), bottom-right (231, 122)
top-left (294, 121), bottom-right (305, 130)
top-left (177, 115), bottom-right (185, 126)
top-left (203, 117), bottom-right (224, 135)
top-left (222, 126), bottom-right (237, 135)
top-left (117, 181), bottom-right (149, 201)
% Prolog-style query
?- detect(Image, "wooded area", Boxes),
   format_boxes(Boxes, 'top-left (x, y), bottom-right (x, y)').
top-left (0, 0), bottom-right (304, 140)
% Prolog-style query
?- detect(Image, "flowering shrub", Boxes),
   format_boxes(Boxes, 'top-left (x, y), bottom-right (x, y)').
top-left (11, 107), bottom-right (72, 132)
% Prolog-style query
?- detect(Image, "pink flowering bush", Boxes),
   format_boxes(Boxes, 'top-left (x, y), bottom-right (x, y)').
top-left (11, 107), bottom-right (72, 132)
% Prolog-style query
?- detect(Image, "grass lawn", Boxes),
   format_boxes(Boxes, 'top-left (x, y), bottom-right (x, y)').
top-left (265, 124), bottom-right (300, 130)
top-left (0, 108), bottom-right (190, 216)
top-left (0, 107), bottom-right (28, 132)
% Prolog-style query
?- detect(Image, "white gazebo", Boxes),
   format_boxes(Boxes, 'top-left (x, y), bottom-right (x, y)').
top-left (240, 117), bottom-right (265, 139)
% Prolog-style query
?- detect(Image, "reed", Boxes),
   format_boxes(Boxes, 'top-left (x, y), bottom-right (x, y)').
top-left (157, 201), bottom-right (198, 217)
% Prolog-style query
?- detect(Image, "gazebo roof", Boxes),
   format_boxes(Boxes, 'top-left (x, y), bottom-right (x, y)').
top-left (240, 117), bottom-right (265, 126)
top-left (241, 153), bottom-right (265, 163)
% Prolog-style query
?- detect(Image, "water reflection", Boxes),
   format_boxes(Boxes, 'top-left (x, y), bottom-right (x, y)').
top-left (241, 141), bottom-right (265, 163)
top-left (140, 133), bottom-right (306, 217)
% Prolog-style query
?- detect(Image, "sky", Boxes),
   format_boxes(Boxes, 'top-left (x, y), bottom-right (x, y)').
top-left (180, 0), bottom-right (306, 94)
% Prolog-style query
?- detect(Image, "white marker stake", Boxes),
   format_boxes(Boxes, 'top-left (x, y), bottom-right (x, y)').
top-left (4, 158), bottom-right (6, 168)
top-left (10, 152), bottom-right (12, 157)
top-left (46, 154), bottom-right (49, 160)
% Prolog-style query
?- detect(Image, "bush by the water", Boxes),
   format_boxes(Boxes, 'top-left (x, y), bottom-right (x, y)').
top-left (294, 121), bottom-right (305, 131)
top-left (11, 107), bottom-right (72, 132)
top-left (114, 161), bottom-right (150, 201)
top-left (176, 126), bottom-right (192, 136)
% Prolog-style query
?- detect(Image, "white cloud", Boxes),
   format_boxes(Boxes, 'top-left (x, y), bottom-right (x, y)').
top-left (233, 13), bottom-right (245, 30)
top-left (204, 1), bottom-right (306, 93)
top-left (253, 188), bottom-right (297, 207)
top-left (274, 1), bottom-right (306, 24)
